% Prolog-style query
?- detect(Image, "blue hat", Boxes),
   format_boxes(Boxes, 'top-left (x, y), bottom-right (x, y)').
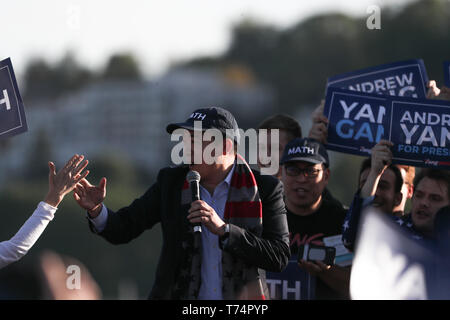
top-left (280, 138), bottom-right (329, 167)
top-left (166, 106), bottom-right (240, 143)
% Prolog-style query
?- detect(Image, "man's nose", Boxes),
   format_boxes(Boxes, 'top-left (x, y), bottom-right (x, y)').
top-left (295, 172), bottom-right (308, 182)
top-left (418, 197), bottom-right (430, 209)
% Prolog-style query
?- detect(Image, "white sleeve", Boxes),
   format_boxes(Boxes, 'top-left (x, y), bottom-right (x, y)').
top-left (87, 204), bottom-right (108, 233)
top-left (0, 201), bottom-right (57, 269)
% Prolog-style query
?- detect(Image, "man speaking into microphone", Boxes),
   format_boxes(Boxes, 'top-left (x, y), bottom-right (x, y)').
top-left (73, 106), bottom-right (290, 299)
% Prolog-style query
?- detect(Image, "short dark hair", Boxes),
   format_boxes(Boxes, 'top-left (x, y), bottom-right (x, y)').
top-left (359, 158), bottom-right (403, 193)
top-left (258, 114), bottom-right (302, 140)
top-left (413, 169), bottom-right (450, 200)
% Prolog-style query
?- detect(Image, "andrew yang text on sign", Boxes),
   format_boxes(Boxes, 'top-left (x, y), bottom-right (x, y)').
top-left (324, 87), bottom-right (450, 169)
top-left (327, 59), bottom-right (429, 98)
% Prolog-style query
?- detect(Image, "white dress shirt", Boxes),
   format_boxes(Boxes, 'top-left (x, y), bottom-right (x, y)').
top-left (197, 164), bottom-right (234, 300)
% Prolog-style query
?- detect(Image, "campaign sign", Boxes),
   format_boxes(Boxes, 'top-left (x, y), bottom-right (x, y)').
top-left (0, 58), bottom-right (28, 138)
top-left (324, 87), bottom-right (450, 169)
top-left (444, 61), bottom-right (450, 87)
top-left (350, 208), bottom-right (448, 299)
top-left (266, 256), bottom-right (316, 300)
top-left (327, 59), bottom-right (429, 98)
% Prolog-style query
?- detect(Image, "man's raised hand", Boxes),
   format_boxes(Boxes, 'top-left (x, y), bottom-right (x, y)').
top-left (73, 177), bottom-right (107, 218)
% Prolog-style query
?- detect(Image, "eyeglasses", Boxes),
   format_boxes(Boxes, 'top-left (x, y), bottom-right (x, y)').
top-left (285, 166), bottom-right (322, 178)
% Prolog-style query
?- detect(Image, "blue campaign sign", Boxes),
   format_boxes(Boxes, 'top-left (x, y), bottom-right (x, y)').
top-left (324, 87), bottom-right (450, 169)
top-left (0, 58), bottom-right (28, 138)
top-left (266, 256), bottom-right (316, 300)
top-left (350, 208), bottom-right (448, 299)
top-left (444, 61), bottom-right (450, 87)
top-left (327, 59), bottom-right (429, 98)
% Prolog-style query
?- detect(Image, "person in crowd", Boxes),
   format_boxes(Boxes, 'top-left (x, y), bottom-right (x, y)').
top-left (257, 114), bottom-right (302, 179)
top-left (0, 155), bottom-right (89, 269)
top-left (280, 137), bottom-right (350, 299)
top-left (309, 101), bottom-right (415, 217)
top-left (73, 106), bottom-right (290, 300)
top-left (342, 140), bottom-right (450, 251)
top-left (356, 142), bottom-right (404, 217)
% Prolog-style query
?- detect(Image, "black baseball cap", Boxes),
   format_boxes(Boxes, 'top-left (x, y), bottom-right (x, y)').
top-left (166, 106), bottom-right (240, 143)
top-left (280, 137), bottom-right (329, 167)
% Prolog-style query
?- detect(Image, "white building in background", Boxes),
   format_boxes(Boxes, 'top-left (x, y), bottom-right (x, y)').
top-left (0, 67), bottom-right (274, 182)
top-left (48, 80), bottom-right (167, 171)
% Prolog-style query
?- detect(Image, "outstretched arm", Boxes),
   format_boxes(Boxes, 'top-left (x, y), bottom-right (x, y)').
top-left (360, 140), bottom-right (393, 198)
top-left (0, 154), bottom-right (89, 269)
top-left (76, 169), bottom-right (163, 245)
top-left (342, 140), bottom-right (393, 252)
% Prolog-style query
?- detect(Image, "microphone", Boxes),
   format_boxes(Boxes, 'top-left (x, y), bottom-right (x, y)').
top-left (187, 170), bottom-right (202, 233)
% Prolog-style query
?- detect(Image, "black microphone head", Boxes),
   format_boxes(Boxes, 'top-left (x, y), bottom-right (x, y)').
top-left (186, 170), bottom-right (201, 183)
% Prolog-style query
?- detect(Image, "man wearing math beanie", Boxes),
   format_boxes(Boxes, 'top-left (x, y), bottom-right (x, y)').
top-left (74, 107), bottom-right (290, 299)
top-left (280, 137), bottom-right (350, 300)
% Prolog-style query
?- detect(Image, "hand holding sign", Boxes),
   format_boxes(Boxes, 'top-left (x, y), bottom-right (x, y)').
top-left (361, 140), bottom-right (394, 199)
top-left (371, 140), bottom-right (393, 171)
top-left (426, 80), bottom-right (441, 99)
top-left (298, 259), bottom-right (331, 276)
top-left (426, 80), bottom-right (450, 101)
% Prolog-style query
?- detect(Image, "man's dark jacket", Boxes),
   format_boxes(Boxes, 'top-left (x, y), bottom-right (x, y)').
top-left (91, 165), bottom-right (290, 299)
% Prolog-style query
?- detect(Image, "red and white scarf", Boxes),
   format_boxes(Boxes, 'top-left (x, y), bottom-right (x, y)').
top-left (175, 154), bottom-right (264, 299)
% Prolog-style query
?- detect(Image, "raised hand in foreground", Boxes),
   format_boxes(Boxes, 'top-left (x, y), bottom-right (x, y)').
top-left (44, 154), bottom-right (90, 207)
top-left (73, 177), bottom-right (107, 218)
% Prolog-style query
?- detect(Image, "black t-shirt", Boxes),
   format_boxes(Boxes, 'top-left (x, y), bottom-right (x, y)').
top-left (286, 190), bottom-right (348, 300)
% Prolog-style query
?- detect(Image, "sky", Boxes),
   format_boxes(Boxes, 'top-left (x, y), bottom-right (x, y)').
top-left (3, 0), bottom-right (412, 79)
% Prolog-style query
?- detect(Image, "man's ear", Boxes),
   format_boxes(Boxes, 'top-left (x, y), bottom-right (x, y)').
top-left (224, 138), bottom-right (234, 155)
top-left (394, 191), bottom-right (403, 207)
top-left (322, 167), bottom-right (330, 183)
